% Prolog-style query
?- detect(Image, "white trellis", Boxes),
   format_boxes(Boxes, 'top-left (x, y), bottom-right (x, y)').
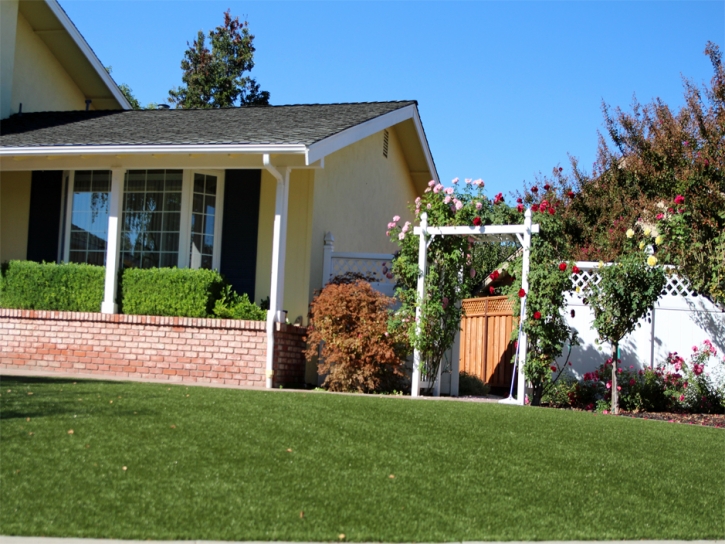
top-left (412, 209), bottom-right (540, 404)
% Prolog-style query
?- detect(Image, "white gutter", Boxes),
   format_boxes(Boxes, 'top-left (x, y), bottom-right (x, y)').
top-left (0, 144), bottom-right (308, 157)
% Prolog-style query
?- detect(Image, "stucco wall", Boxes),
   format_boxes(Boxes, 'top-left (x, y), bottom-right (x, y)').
top-left (308, 127), bottom-right (418, 297)
top-left (0, 170), bottom-right (31, 262)
top-left (10, 13), bottom-right (88, 115)
top-left (254, 169), bottom-right (314, 325)
top-left (0, 0), bottom-right (19, 119)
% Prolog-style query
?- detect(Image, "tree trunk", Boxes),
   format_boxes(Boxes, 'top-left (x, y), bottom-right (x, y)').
top-left (611, 343), bottom-right (619, 414)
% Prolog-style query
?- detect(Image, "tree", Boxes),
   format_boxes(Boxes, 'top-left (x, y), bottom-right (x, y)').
top-left (168, 10), bottom-right (270, 108)
top-left (519, 42), bottom-right (724, 307)
top-left (581, 230), bottom-right (666, 414)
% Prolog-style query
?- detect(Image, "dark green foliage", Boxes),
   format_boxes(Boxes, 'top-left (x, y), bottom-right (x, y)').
top-left (121, 267), bottom-right (225, 318)
top-left (458, 371), bottom-right (491, 396)
top-left (212, 285), bottom-right (266, 321)
top-left (0, 261), bottom-right (104, 312)
top-left (168, 10), bottom-right (269, 108)
top-left (1, 375), bottom-right (723, 540)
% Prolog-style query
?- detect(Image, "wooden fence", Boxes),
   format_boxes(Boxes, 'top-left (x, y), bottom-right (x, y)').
top-left (459, 296), bottom-right (516, 389)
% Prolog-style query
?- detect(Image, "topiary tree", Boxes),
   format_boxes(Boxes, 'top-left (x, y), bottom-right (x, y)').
top-left (581, 228), bottom-right (666, 413)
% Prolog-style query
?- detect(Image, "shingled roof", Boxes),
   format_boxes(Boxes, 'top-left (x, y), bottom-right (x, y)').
top-left (0, 101), bottom-right (417, 148)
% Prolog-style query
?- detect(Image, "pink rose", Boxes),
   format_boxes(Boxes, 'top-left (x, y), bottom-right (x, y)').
top-left (475, 202), bottom-right (483, 210)
top-left (393, 215), bottom-right (400, 222)
top-left (428, 180), bottom-right (436, 187)
top-left (398, 232), bottom-right (405, 240)
top-left (433, 184), bottom-right (443, 194)
top-left (455, 200), bottom-right (463, 211)
top-left (444, 196), bottom-right (451, 204)
top-left (470, 268), bottom-right (476, 278)
top-left (445, 187), bottom-right (454, 195)
top-left (451, 177), bottom-right (459, 184)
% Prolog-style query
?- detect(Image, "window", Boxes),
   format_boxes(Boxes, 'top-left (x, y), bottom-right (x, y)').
top-left (189, 173), bottom-right (219, 270)
top-left (121, 170), bottom-right (183, 269)
top-left (65, 170), bottom-right (111, 265)
top-left (62, 169), bottom-right (224, 271)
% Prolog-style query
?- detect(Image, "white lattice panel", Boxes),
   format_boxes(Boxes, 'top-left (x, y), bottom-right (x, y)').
top-left (331, 257), bottom-right (396, 284)
top-left (572, 263), bottom-right (696, 298)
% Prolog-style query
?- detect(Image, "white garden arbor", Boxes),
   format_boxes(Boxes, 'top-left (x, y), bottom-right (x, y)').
top-left (412, 209), bottom-right (540, 404)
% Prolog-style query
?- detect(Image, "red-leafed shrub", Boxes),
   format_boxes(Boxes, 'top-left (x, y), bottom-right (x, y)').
top-left (306, 279), bottom-right (407, 393)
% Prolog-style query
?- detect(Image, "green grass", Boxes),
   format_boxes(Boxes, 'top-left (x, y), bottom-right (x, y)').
top-left (1, 375), bottom-right (724, 541)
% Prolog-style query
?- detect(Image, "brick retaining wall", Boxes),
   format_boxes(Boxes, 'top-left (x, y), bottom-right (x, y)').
top-left (0, 309), bottom-right (306, 388)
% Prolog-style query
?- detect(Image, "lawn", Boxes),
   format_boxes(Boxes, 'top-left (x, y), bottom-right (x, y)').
top-left (1, 375), bottom-right (723, 542)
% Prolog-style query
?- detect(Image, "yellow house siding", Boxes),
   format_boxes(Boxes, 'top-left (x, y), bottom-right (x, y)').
top-left (0, 0), bottom-right (19, 119)
top-left (254, 169), bottom-right (314, 324)
top-left (0, 171), bottom-right (32, 262)
top-left (11, 13), bottom-right (88, 115)
top-left (308, 127), bottom-right (418, 298)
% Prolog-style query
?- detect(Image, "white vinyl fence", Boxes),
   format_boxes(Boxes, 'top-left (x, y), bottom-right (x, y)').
top-left (321, 232), bottom-right (396, 296)
top-left (559, 262), bottom-right (725, 383)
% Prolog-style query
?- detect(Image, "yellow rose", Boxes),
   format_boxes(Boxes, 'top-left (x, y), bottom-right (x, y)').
top-left (639, 241), bottom-right (645, 250)
top-left (575, 286), bottom-right (581, 293)
top-left (644, 227), bottom-right (652, 237)
top-left (647, 255), bottom-right (658, 267)
top-left (598, 261), bottom-right (604, 268)
top-left (655, 235), bottom-right (663, 245)
top-left (626, 229), bottom-right (635, 238)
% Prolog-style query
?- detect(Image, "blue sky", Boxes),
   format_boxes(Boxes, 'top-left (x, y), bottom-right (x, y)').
top-left (61, 1), bottom-right (723, 198)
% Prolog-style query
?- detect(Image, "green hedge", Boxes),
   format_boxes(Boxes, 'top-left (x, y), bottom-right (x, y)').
top-left (0, 260), bottom-right (105, 312)
top-left (121, 267), bottom-right (226, 318)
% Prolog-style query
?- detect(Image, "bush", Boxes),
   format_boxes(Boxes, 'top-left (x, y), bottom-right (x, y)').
top-left (213, 285), bottom-right (266, 321)
top-left (122, 267), bottom-right (225, 318)
top-left (306, 280), bottom-right (407, 393)
top-left (458, 372), bottom-right (490, 396)
top-left (542, 375), bottom-right (578, 407)
top-left (0, 260), bottom-right (104, 312)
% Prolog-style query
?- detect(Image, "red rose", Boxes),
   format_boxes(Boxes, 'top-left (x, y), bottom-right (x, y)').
top-left (531, 204), bottom-right (539, 212)
top-left (548, 207), bottom-right (555, 215)
top-left (550, 365), bottom-right (557, 372)
top-left (490, 270), bottom-right (500, 280)
top-left (674, 195), bottom-right (685, 205)
top-left (572, 265), bottom-right (580, 274)
top-left (558, 262), bottom-right (567, 271)
top-left (567, 191), bottom-right (575, 198)
top-left (533, 311), bottom-right (541, 320)
top-left (489, 286), bottom-right (495, 295)
top-left (472, 217), bottom-right (482, 226)
top-left (517, 204), bottom-right (524, 213)
top-left (518, 288), bottom-right (526, 298)
top-left (559, 167), bottom-right (563, 172)
top-left (543, 184), bottom-right (551, 191)
top-left (516, 197), bottom-right (523, 204)
top-left (531, 186), bottom-right (538, 193)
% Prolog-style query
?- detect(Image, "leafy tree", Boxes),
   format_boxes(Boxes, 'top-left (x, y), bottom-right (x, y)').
top-left (168, 10), bottom-right (270, 108)
top-left (118, 83), bottom-right (142, 110)
top-left (519, 42), bottom-right (724, 307)
top-left (581, 229), bottom-right (666, 414)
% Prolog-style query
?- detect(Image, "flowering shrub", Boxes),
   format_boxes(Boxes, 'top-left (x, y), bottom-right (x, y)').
top-left (561, 341), bottom-right (724, 414)
top-left (305, 279), bottom-right (407, 393)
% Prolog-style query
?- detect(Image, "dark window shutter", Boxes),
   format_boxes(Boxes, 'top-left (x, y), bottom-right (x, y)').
top-left (26, 171), bottom-right (63, 263)
top-left (219, 169), bottom-right (261, 300)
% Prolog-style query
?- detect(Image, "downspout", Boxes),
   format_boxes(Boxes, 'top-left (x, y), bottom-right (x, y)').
top-left (263, 154), bottom-right (288, 389)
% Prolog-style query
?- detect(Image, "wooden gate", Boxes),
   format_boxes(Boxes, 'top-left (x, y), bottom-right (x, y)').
top-left (460, 296), bottom-right (516, 388)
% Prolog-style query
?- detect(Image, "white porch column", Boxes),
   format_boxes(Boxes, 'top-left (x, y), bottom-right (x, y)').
top-left (264, 156), bottom-right (290, 389)
top-left (101, 168), bottom-right (123, 314)
top-left (411, 212), bottom-right (428, 398)
top-left (516, 208), bottom-right (533, 405)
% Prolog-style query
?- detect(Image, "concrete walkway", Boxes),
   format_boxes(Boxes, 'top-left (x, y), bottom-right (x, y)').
top-left (1, 538), bottom-right (723, 544)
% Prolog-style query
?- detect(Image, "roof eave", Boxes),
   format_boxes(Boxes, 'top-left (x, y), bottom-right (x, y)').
top-left (0, 143), bottom-right (309, 157)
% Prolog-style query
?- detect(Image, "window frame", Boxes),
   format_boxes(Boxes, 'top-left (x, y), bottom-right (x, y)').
top-left (62, 169), bottom-right (112, 265)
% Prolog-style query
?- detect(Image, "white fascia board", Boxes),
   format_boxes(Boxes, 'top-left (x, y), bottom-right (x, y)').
top-left (413, 224), bottom-right (541, 236)
top-left (0, 143), bottom-right (308, 157)
top-left (46, 0), bottom-right (132, 110)
top-left (306, 105), bottom-right (417, 165)
top-left (409, 106), bottom-right (439, 183)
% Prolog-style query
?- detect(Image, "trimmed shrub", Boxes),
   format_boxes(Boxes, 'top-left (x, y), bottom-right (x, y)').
top-left (213, 285), bottom-right (267, 321)
top-left (306, 279), bottom-right (408, 393)
top-left (0, 260), bottom-right (104, 312)
top-left (458, 372), bottom-right (490, 396)
top-left (122, 267), bottom-right (225, 318)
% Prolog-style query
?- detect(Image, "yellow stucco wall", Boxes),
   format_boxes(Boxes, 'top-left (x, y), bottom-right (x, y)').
top-left (254, 169), bottom-right (314, 325)
top-left (10, 13), bottom-right (89, 114)
top-left (308, 127), bottom-right (418, 297)
top-left (0, 171), bottom-right (31, 262)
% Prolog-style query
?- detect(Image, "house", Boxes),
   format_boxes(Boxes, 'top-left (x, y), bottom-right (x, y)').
top-left (0, 0), bottom-right (436, 388)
